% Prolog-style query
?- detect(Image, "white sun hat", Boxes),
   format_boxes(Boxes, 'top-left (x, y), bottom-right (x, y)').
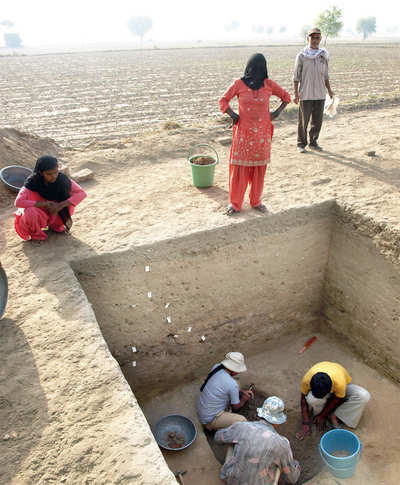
top-left (221, 352), bottom-right (247, 373)
top-left (257, 396), bottom-right (287, 424)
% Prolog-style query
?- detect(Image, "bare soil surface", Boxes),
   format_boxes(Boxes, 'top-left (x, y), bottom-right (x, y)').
top-left (141, 330), bottom-right (400, 485)
top-left (1, 45), bottom-right (400, 147)
top-left (1, 103), bottom-right (400, 484)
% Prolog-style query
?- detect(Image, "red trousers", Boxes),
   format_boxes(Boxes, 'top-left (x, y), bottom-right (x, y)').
top-left (14, 207), bottom-right (73, 241)
top-left (229, 164), bottom-right (267, 211)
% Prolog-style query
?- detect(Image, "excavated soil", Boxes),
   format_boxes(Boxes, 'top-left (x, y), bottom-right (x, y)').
top-left (1, 102), bottom-right (400, 484)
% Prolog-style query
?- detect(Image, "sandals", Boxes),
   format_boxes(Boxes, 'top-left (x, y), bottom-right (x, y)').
top-left (64, 217), bottom-right (73, 232)
top-left (225, 206), bottom-right (239, 216)
top-left (253, 204), bottom-right (267, 213)
top-left (225, 205), bottom-right (268, 215)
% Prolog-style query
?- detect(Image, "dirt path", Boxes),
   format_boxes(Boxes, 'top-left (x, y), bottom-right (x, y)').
top-left (1, 105), bottom-right (400, 484)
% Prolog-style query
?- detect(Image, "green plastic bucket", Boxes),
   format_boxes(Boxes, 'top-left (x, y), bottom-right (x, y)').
top-left (188, 144), bottom-right (219, 188)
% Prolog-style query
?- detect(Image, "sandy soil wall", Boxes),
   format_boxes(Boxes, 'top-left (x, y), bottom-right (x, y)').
top-left (0, 257), bottom-right (178, 485)
top-left (74, 202), bottom-right (333, 401)
top-left (323, 209), bottom-right (400, 379)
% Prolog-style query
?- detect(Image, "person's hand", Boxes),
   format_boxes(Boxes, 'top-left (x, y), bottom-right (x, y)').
top-left (35, 201), bottom-right (57, 211)
top-left (270, 109), bottom-right (279, 121)
top-left (328, 90), bottom-right (335, 99)
top-left (294, 94), bottom-right (299, 105)
top-left (313, 414), bottom-right (328, 432)
top-left (296, 423), bottom-right (311, 440)
top-left (47, 201), bottom-right (60, 214)
top-left (230, 112), bottom-right (239, 125)
top-left (245, 388), bottom-right (255, 399)
top-left (240, 389), bottom-right (253, 401)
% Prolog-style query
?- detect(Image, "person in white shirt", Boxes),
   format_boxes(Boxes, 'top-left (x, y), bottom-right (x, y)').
top-left (293, 27), bottom-right (335, 153)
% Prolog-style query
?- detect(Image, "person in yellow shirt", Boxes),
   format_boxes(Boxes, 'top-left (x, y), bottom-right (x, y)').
top-left (296, 362), bottom-right (370, 440)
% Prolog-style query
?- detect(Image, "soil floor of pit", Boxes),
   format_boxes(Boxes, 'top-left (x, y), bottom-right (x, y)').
top-left (141, 329), bottom-right (400, 485)
top-left (1, 105), bottom-right (400, 484)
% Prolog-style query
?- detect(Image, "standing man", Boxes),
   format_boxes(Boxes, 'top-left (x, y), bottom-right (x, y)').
top-left (214, 396), bottom-right (300, 485)
top-left (296, 361), bottom-right (370, 440)
top-left (293, 27), bottom-right (334, 153)
top-left (197, 352), bottom-right (254, 430)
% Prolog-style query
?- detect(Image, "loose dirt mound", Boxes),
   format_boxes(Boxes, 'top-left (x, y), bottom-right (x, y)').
top-left (204, 389), bottom-right (324, 484)
top-left (0, 128), bottom-right (61, 206)
top-left (190, 156), bottom-right (216, 166)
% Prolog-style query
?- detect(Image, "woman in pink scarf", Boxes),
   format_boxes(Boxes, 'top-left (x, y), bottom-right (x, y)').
top-left (14, 155), bottom-right (86, 241)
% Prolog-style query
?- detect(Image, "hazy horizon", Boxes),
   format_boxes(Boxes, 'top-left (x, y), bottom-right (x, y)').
top-left (1, 0), bottom-right (399, 48)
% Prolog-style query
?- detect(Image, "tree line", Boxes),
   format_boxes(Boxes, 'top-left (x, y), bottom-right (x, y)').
top-left (0, 9), bottom-right (388, 48)
top-left (126, 8), bottom-right (380, 44)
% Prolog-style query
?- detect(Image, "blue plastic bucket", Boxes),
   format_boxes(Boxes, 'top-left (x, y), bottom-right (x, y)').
top-left (319, 429), bottom-right (362, 479)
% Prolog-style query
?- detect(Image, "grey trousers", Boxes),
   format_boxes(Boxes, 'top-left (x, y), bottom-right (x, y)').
top-left (306, 383), bottom-right (371, 428)
top-left (297, 99), bottom-right (325, 147)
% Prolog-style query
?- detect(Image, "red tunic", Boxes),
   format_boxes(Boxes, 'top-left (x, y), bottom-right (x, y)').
top-left (219, 79), bottom-right (291, 166)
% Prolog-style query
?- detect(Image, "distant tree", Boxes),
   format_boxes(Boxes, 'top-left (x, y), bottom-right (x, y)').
top-left (4, 33), bottom-right (22, 48)
top-left (225, 20), bottom-right (240, 33)
top-left (127, 16), bottom-right (153, 42)
top-left (252, 25), bottom-right (265, 34)
top-left (315, 5), bottom-right (343, 45)
top-left (279, 26), bottom-right (286, 34)
top-left (300, 25), bottom-right (311, 41)
top-left (265, 26), bottom-right (274, 35)
top-left (356, 17), bottom-right (376, 40)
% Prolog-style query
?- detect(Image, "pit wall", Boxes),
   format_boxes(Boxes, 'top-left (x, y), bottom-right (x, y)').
top-left (323, 208), bottom-right (400, 379)
top-left (74, 202), bottom-right (333, 401)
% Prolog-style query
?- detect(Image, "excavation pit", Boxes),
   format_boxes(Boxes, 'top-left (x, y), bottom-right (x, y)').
top-left (72, 201), bottom-right (400, 484)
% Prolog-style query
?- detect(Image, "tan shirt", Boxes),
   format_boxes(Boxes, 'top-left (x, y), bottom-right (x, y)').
top-left (293, 52), bottom-right (329, 101)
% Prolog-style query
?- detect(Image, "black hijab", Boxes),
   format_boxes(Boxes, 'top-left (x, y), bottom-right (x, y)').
top-left (25, 155), bottom-right (71, 202)
top-left (25, 155), bottom-right (72, 225)
top-left (241, 53), bottom-right (269, 91)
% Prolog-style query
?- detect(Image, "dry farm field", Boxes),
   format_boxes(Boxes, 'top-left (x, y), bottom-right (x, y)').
top-left (1, 43), bottom-right (400, 148)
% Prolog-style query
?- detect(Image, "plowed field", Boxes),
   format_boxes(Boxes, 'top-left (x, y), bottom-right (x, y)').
top-left (1, 44), bottom-right (399, 147)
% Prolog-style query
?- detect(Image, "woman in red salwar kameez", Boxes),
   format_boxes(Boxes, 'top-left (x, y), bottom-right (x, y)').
top-left (219, 53), bottom-right (291, 215)
top-left (14, 155), bottom-right (87, 242)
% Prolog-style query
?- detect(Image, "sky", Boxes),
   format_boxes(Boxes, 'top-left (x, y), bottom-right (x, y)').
top-left (1, 0), bottom-right (399, 47)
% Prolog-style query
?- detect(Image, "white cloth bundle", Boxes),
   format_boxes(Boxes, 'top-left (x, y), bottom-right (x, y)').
top-left (324, 94), bottom-right (340, 117)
